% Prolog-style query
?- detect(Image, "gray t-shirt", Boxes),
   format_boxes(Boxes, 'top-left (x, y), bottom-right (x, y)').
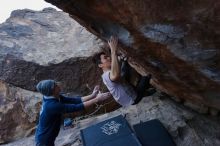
top-left (102, 71), bottom-right (137, 107)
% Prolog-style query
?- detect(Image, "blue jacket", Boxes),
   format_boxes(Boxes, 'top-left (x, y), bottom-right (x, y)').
top-left (35, 94), bottom-right (84, 146)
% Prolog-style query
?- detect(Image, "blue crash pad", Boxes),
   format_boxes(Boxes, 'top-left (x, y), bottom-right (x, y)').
top-left (133, 119), bottom-right (176, 146)
top-left (80, 115), bottom-right (141, 146)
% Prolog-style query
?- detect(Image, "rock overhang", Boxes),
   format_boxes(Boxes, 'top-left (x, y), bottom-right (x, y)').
top-left (45, 0), bottom-right (220, 110)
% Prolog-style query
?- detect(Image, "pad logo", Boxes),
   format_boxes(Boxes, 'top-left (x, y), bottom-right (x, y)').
top-left (101, 121), bottom-right (122, 135)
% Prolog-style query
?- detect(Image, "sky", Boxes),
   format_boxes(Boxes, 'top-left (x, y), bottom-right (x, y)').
top-left (0, 0), bottom-right (60, 23)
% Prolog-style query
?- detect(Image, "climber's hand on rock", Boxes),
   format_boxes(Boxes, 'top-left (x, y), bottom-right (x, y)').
top-left (108, 36), bottom-right (118, 54)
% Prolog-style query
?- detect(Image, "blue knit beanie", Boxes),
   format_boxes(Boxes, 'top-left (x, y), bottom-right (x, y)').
top-left (36, 80), bottom-right (56, 96)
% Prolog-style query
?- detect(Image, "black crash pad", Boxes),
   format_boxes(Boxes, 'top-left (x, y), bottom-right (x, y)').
top-left (133, 119), bottom-right (176, 146)
top-left (80, 115), bottom-right (141, 146)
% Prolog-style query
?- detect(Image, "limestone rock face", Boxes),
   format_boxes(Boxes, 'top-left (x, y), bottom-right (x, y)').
top-left (0, 81), bottom-right (41, 143)
top-left (0, 8), bottom-right (103, 93)
top-left (45, 0), bottom-right (220, 109)
top-left (2, 93), bottom-right (220, 146)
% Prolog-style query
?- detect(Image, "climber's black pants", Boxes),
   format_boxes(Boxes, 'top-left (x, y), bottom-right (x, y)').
top-left (121, 61), bottom-right (150, 104)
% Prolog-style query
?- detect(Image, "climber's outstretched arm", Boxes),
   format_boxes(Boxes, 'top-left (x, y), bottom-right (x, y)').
top-left (109, 36), bottom-right (120, 81)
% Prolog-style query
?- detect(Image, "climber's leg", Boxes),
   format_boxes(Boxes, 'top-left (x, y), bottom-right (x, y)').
top-left (133, 74), bottom-right (152, 105)
top-left (121, 59), bottom-right (131, 83)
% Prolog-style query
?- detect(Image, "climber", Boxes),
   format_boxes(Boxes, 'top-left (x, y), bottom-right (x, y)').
top-left (93, 36), bottom-right (152, 107)
top-left (35, 79), bottom-right (110, 146)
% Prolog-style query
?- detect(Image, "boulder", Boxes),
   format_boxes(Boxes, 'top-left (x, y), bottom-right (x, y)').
top-left (45, 0), bottom-right (220, 110)
top-left (0, 8), bottom-right (103, 93)
top-left (0, 80), bottom-right (41, 143)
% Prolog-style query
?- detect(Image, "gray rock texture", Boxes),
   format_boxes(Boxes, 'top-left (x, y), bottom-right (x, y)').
top-left (0, 8), bottom-right (103, 93)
